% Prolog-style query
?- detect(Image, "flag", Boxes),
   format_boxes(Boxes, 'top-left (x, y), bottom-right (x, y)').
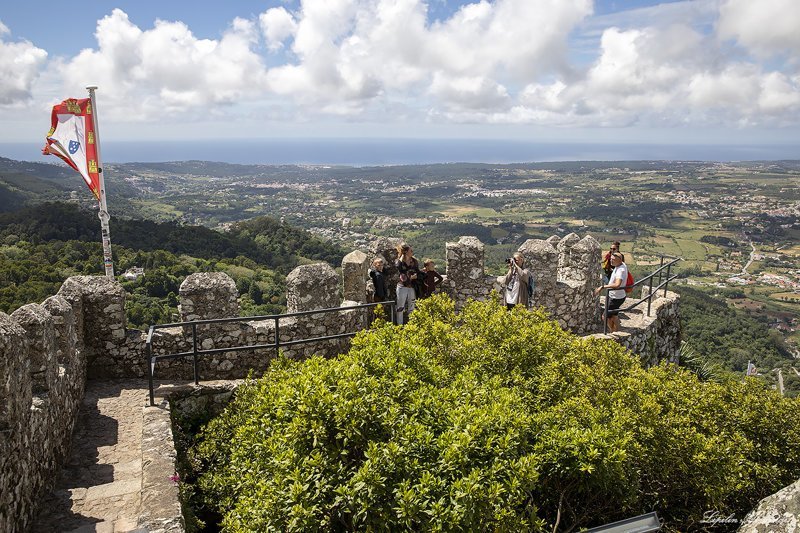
top-left (43, 98), bottom-right (100, 199)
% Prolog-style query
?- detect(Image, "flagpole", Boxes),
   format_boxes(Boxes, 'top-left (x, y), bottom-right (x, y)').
top-left (86, 85), bottom-right (114, 278)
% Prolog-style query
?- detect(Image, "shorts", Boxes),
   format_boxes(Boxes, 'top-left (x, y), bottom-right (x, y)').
top-left (605, 297), bottom-right (626, 316)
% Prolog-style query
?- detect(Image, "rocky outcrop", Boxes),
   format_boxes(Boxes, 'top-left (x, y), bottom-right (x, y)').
top-left (738, 479), bottom-right (800, 532)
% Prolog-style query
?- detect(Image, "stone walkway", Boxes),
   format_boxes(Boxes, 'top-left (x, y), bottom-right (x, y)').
top-left (32, 380), bottom-right (150, 533)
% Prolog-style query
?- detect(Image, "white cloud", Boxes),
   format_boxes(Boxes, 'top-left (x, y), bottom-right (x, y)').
top-left (5, 0), bottom-right (800, 137)
top-left (0, 23), bottom-right (48, 106)
top-left (261, 0), bottom-right (591, 114)
top-left (429, 73), bottom-right (511, 111)
top-left (60, 9), bottom-right (268, 119)
top-left (498, 14), bottom-right (800, 129)
top-left (259, 7), bottom-right (298, 51)
top-left (718, 0), bottom-right (800, 58)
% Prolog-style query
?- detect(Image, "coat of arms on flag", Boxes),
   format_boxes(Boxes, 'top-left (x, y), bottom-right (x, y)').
top-left (43, 87), bottom-right (115, 278)
top-left (43, 98), bottom-right (100, 199)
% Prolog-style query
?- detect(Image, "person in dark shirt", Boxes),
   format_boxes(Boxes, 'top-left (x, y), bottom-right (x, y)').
top-left (368, 257), bottom-right (388, 302)
top-left (420, 258), bottom-right (443, 298)
top-left (395, 243), bottom-right (421, 325)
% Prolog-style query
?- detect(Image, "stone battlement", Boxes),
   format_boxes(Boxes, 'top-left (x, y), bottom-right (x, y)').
top-left (349, 232), bottom-right (605, 336)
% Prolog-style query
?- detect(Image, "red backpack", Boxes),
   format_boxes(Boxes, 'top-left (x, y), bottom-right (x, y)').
top-left (625, 271), bottom-right (634, 294)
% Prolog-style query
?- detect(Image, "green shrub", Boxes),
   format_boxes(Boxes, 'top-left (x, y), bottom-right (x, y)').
top-left (186, 295), bottom-right (800, 531)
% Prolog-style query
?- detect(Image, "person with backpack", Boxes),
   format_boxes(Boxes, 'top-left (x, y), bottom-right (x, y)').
top-left (503, 252), bottom-right (531, 310)
top-left (594, 251), bottom-right (629, 333)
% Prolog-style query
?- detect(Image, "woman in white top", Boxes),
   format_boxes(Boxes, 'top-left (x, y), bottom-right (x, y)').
top-left (594, 252), bottom-right (628, 333)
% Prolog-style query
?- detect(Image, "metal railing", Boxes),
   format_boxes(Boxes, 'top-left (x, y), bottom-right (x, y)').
top-left (601, 255), bottom-right (682, 334)
top-left (145, 300), bottom-right (396, 405)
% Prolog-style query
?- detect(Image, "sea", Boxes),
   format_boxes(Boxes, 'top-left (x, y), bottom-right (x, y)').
top-left (2, 139), bottom-right (798, 166)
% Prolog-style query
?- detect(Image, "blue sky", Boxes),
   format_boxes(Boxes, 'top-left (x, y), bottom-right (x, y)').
top-left (1, 0), bottom-right (798, 151)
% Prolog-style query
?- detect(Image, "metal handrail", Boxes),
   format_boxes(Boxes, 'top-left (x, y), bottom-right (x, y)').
top-left (601, 255), bottom-right (683, 334)
top-left (145, 300), bottom-right (396, 405)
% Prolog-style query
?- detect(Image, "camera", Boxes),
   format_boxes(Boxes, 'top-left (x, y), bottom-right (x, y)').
top-left (505, 257), bottom-right (514, 265)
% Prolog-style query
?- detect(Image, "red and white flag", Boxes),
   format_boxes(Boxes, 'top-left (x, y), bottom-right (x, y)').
top-left (43, 98), bottom-right (100, 200)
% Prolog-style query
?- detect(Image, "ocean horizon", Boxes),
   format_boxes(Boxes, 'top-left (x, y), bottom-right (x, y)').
top-left (2, 138), bottom-right (798, 166)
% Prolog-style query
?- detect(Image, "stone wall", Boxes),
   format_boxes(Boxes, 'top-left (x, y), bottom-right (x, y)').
top-left (584, 287), bottom-right (681, 366)
top-left (148, 265), bottom-right (363, 381)
top-left (0, 263), bottom-right (365, 530)
top-left (0, 283), bottom-right (91, 532)
top-left (441, 236), bottom-right (500, 310)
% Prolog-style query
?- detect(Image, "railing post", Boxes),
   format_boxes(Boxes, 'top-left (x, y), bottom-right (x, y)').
top-left (274, 316), bottom-right (281, 354)
top-left (659, 255), bottom-right (665, 288)
top-left (146, 327), bottom-right (155, 406)
top-left (192, 323), bottom-right (199, 385)
top-left (647, 273), bottom-right (654, 316)
top-left (603, 291), bottom-right (609, 335)
top-left (664, 263), bottom-right (671, 297)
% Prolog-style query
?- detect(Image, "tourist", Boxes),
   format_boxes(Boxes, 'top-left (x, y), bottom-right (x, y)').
top-left (595, 251), bottom-right (628, 333)
top-left (420, 258), bottom-right (443, 298)
top-left (394, 243), bottom-right (421, 324)
top-left (602, 241), bottom-right (620, 283)
top-left (368, 257), bottom-right (388, 302)
top-left (503, 252), bottom-right (530, 310)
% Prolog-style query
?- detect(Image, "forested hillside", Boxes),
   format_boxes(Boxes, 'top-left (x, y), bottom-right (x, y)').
top-left (676, 285), bottom-right (791, 371)
top-left (675, 285), bottom-right (797, 395)
top-left (0, 202), bottom-right (345, 327)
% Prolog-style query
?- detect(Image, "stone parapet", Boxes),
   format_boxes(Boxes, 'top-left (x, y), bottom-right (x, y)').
top-left (442, 236), bottom-right (497, 311)
top-left (342, 250), bottom-right (369, 303)
top-left (0, 296), bottom-right (86, 531)
top-left (59, 276), bottom-right (127, 378)
top-left (584, 290), bottom-right (681, 366)
top-left (11, 304), bottom-right (56, 394)
top-left (286, 263), bottom-right (339, 313)
top-left (348, 233), bottom-right (604, 334)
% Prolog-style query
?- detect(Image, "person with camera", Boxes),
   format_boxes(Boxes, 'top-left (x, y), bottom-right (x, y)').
top-left (503, 252), bottom-right (530, 310)
top-left (394, 243), bottom-right (422, 324)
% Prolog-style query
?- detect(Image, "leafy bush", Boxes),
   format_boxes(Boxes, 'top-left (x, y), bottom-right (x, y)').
top-left (185, 296), bottom-right (800, 532)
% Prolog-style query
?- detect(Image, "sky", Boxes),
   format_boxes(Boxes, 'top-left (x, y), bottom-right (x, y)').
top-left (1, 0), bottom-right (799, 151)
